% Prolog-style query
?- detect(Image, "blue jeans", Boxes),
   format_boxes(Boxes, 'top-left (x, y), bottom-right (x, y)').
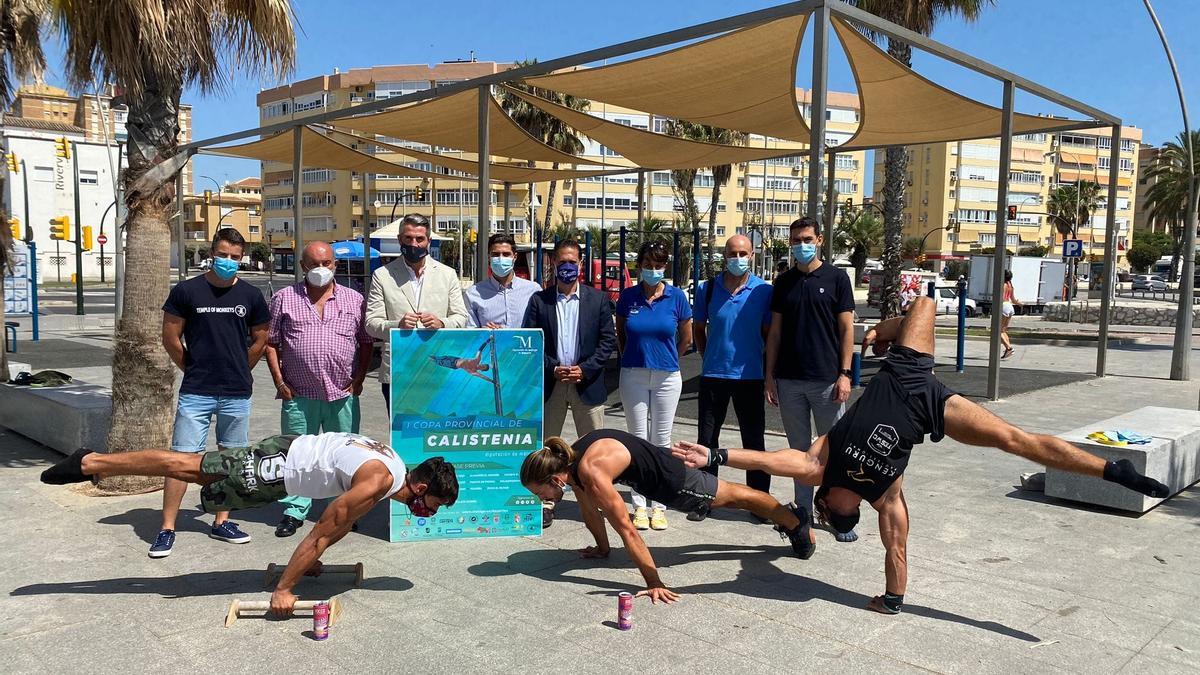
top-left (278, 396), bottom-right (360, 520)
top-left (170, 394), bottom-right (250, 452)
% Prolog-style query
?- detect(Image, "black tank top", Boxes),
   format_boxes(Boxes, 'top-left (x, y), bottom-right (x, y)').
top-left (571, 429), bottom-right (685, 505)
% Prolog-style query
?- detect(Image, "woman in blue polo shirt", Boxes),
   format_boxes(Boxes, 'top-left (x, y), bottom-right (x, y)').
top-left (616, 240), bottom-right (693, 531)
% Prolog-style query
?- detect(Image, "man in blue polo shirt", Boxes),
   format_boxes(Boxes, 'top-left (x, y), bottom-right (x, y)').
top-left (766, 216), bottom-right (857, 548)
top-left (690, 235), bottom-right (773, 522)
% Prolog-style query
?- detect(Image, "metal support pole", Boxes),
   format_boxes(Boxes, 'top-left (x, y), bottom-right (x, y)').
top-left (503, 182), bottom-right (511, 242)
top-left (361, 172), bottom-right (370, 291)
top-left (535, 224), bottom-right (544, 285)
top-left (175, 170), bottom-right (184, 283)
top-left (806, 3), bottom-right (829, 222)
top-left (692, 225), bottom-right (702, 287)
top-left (825, 151), bottom-right (837, 260)
top-left (475, 85), bottom-right (491, 281)
top-left (584, 229), bottom-right (593, 285)
top-left (619, 226), bottom-right (628, 290)
top-left (291, 127), bottom-right (303, 281)
top-left (986, 81), bottom-right (1015, 401)
top-left (1097, 124), bottom-right (1122, 377)
top-left (26, 240), bottom-right (39, 341)
top-left (599, 227), bottom-right (607, 292)
top-left (636, 170), bottom-right (645, 227)
top-left (672, 229), bottom-right (681, 283)
top-left (956, 275), bottom-right (967, 373)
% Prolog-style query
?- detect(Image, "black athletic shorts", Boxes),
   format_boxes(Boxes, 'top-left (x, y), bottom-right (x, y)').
top-left (664, 467), bottom-right (719, 513)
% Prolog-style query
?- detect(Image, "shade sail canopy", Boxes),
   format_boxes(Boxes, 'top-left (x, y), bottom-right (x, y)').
top-left (501, 86), bottom-right (806, 170)
top-left (331, 87), bottom-right (591, 165)
top-left (204, 127), bottom-right (446, 180)
top-left (323, 128), bottom-right (615, 183)
top-left (832, 18), bottom-right (1096, 151)
top-left (523, 15), bottom-right (811, 143)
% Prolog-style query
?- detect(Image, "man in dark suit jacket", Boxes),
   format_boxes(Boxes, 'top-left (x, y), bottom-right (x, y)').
top-left (523, 239), bottom-right (617, 526)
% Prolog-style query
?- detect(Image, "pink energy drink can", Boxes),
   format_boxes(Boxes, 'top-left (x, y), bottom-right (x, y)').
top-left (617, 592), bottom-right (633, 631)
top-left (313, 601), bottom-right (330, 640)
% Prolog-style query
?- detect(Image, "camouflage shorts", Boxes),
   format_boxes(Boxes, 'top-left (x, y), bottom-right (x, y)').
top-left (199, 435), bottom-right (298, 513)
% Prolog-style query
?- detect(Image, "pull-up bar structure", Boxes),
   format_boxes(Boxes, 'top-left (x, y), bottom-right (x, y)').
top-left (184, 0), bottom-right (1138, 400)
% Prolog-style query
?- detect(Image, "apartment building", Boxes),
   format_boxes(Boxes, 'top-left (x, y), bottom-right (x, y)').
top-left (256, 63), bottom-right (867, 251)
top-left (183, 177), bottom-right (263, 245)
top-left (872, 124), bottom-right (1142, 267)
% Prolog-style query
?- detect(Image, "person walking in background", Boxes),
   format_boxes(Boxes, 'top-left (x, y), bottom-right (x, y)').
top-left (157, 227), bottom-right (270, 558)
top-left (1000, 270), bottom-right (1020, 360)
top-left (691, 235), bottom-right (774, 522)
top-left (765, 216), bottom-right (858, 547)
top-left (616, 240), bottom-right (693, 531)
top-left (464, 233), bottom-right (541, 329)
top-left (523, 239), bottom-right (617, 527)
top-left (366, 214), bottom-right (469, 411)
top-left (265, 241), bottom-right (373, 538)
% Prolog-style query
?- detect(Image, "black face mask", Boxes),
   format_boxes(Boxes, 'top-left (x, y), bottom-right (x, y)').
top-left (401, 244), bottom-right (429, 263)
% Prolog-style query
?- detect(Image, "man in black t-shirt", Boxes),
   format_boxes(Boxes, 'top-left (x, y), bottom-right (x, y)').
top-left (765, 216), bottom-right (858, 544)
top-left (154, 227), bottom-right (271, 559)
top-left (674, 296), bottom-right (1168, 616)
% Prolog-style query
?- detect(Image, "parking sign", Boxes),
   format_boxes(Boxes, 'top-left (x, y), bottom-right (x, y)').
top-left (1062, 239), bottom-right (1084, 258)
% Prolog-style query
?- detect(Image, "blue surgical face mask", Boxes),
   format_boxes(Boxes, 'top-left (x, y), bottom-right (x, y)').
top-left (555, 262), bottom-right (579, 284)
top-left (792, 243), bottom-right (817, 264)
top-left (726, 256), bottom-right (750, 276)
top-left (641, 268), bottom-right (665, 285)
top-left (490, 256), bottom-right (514, 278)
top-left (212, 256), bottom-right (239, 280)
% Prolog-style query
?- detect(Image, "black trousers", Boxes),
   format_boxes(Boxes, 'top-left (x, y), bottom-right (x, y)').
top-left (696, 377), bottom-right (770, 493)
top-left (381, 381), bottom-right (390, 412)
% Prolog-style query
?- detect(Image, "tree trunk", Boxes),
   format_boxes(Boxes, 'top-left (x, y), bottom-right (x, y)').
top-left (879, 37), bottom-right (913, 319)
top-left (707, 182), bottom-right (721, 279)
top-left (543, 170), bottom-right (558, 233)
top-left (102, 80), bottom-right (182, 493)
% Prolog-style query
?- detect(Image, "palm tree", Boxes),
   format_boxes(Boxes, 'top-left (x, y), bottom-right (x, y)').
top-left (497, 62), bottom-right (588, 233)
top-left (0, 2), bottom-right (295, 492)
top-left (664, 121), bottom-right (704, 273)
top-left (834, 208), bottom-right (882, 285)
top-left (1048, 180), bottom-right (1102, 291)
top-left (701, 127), bottom-right (748, 278)
top-left (854, 0), bottom-right (994, 317)
top-left (1143, 131), bottom-right (1200, 281)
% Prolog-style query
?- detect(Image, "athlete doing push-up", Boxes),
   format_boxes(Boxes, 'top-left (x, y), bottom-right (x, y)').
top-left (672, 296), bottom-right (1168, 615)
top-left (41, 432), bottom-right (459, 616)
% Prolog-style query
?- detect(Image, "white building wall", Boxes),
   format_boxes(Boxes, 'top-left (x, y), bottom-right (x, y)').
top-left (2, 130), bottom-right (124, 281)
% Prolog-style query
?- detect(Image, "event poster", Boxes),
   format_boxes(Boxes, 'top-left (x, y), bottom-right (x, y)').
top-left (388, 328), bottom-right (544, 542)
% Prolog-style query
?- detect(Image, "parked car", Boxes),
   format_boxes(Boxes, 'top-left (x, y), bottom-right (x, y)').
top-left (1131, 274), bottom-right (1167, 292)
top-left (935, 284), bottom-right (977, 317)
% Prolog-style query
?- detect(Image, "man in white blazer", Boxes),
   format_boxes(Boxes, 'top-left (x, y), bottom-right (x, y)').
top-left (366, 213), bottom-right (469, 409)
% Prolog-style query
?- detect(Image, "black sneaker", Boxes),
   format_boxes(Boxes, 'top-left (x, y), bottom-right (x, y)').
top-left (275, 515), bottom-right (303, 538)
top-left (40, 448), bottom-right (93, 485)
top-left (776, 502), bottom-right (816, 560)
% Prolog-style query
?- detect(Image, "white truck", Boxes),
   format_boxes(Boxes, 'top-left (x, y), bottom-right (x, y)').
top-left (968, 255), bottom-right (1067, 315)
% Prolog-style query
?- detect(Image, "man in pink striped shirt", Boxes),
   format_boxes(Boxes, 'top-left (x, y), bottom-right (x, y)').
top-left (265, 241), bottom-right (374, 537)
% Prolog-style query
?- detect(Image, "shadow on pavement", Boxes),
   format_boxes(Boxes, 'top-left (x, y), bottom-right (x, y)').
top-left (10, 570), bottom-right (413, 599)
top-left (467, 543), bottom-right (1040, 643)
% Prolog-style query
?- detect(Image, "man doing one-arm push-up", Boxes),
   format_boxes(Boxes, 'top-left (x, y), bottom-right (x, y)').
top-left (41, 432), bottom-right (459, 616)
top-left (673, 296), bottom-right (1167, 615)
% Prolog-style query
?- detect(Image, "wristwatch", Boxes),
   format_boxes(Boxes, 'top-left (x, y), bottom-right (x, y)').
top-left (839, 368), bottom-right (852, 377)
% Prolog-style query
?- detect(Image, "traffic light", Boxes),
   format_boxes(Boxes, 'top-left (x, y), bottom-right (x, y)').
top-left (916, 253), bottom-right (927, 266)
top-left (49, 216), bottom-right (70, 240)
top-left (1006, 205), bottom-right (1018, 220)
top-left (54, 137), bottom-right (72, 159)
top-left (413, 186), bottom-right (424, 202)
top-left (6, 152), bottom-right (18, 172)
top-left (7, 217), bottom-right (19, 240)
top-left (844, 198), bottom-right (854, 211)
top-left (204, 190), bottom-right (213, 205)
top-left (82, 225), bottom-right (94, 251)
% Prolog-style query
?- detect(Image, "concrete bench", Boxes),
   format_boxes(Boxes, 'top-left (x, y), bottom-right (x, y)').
top-left (1045, 406), bottom-right (1200, 512)
top-left (0, 378), bottom-right (112, 455)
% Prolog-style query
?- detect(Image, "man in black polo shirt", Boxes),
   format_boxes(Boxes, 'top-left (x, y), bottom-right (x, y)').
top-left (766, 216), bottom-right (857, 548)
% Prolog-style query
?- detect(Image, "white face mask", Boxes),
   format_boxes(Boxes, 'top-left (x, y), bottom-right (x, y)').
top-left (305, 266), bottom-right (335, 288)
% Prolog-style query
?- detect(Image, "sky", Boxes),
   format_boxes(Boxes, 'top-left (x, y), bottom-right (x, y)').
top-left (37, 0), bottom-right (1200, 191)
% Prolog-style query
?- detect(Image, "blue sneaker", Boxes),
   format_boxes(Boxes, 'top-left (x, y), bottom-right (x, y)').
top-left (210, 521), bottom-right (251, 544)
top-left (148, 529), bottom-right (175, 558)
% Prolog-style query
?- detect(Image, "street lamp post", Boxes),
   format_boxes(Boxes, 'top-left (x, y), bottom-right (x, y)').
top-left (199, 175), bottom-right (222, 237)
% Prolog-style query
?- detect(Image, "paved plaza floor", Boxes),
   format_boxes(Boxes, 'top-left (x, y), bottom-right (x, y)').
top-left (2, 320), bottom-right (1199, 672)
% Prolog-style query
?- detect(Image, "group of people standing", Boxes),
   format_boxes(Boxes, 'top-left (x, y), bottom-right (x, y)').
top-left (150, 211), bottom-right (860, 556)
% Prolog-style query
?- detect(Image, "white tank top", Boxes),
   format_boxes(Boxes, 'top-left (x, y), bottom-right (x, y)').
top-left (282, 433), bottom-right (406, 500)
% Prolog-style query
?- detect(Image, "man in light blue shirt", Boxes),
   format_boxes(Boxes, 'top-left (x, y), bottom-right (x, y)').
top-left (464, 233), bottom-right (541, 329)
top-left (691, 235), bottom-right (773, 521)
